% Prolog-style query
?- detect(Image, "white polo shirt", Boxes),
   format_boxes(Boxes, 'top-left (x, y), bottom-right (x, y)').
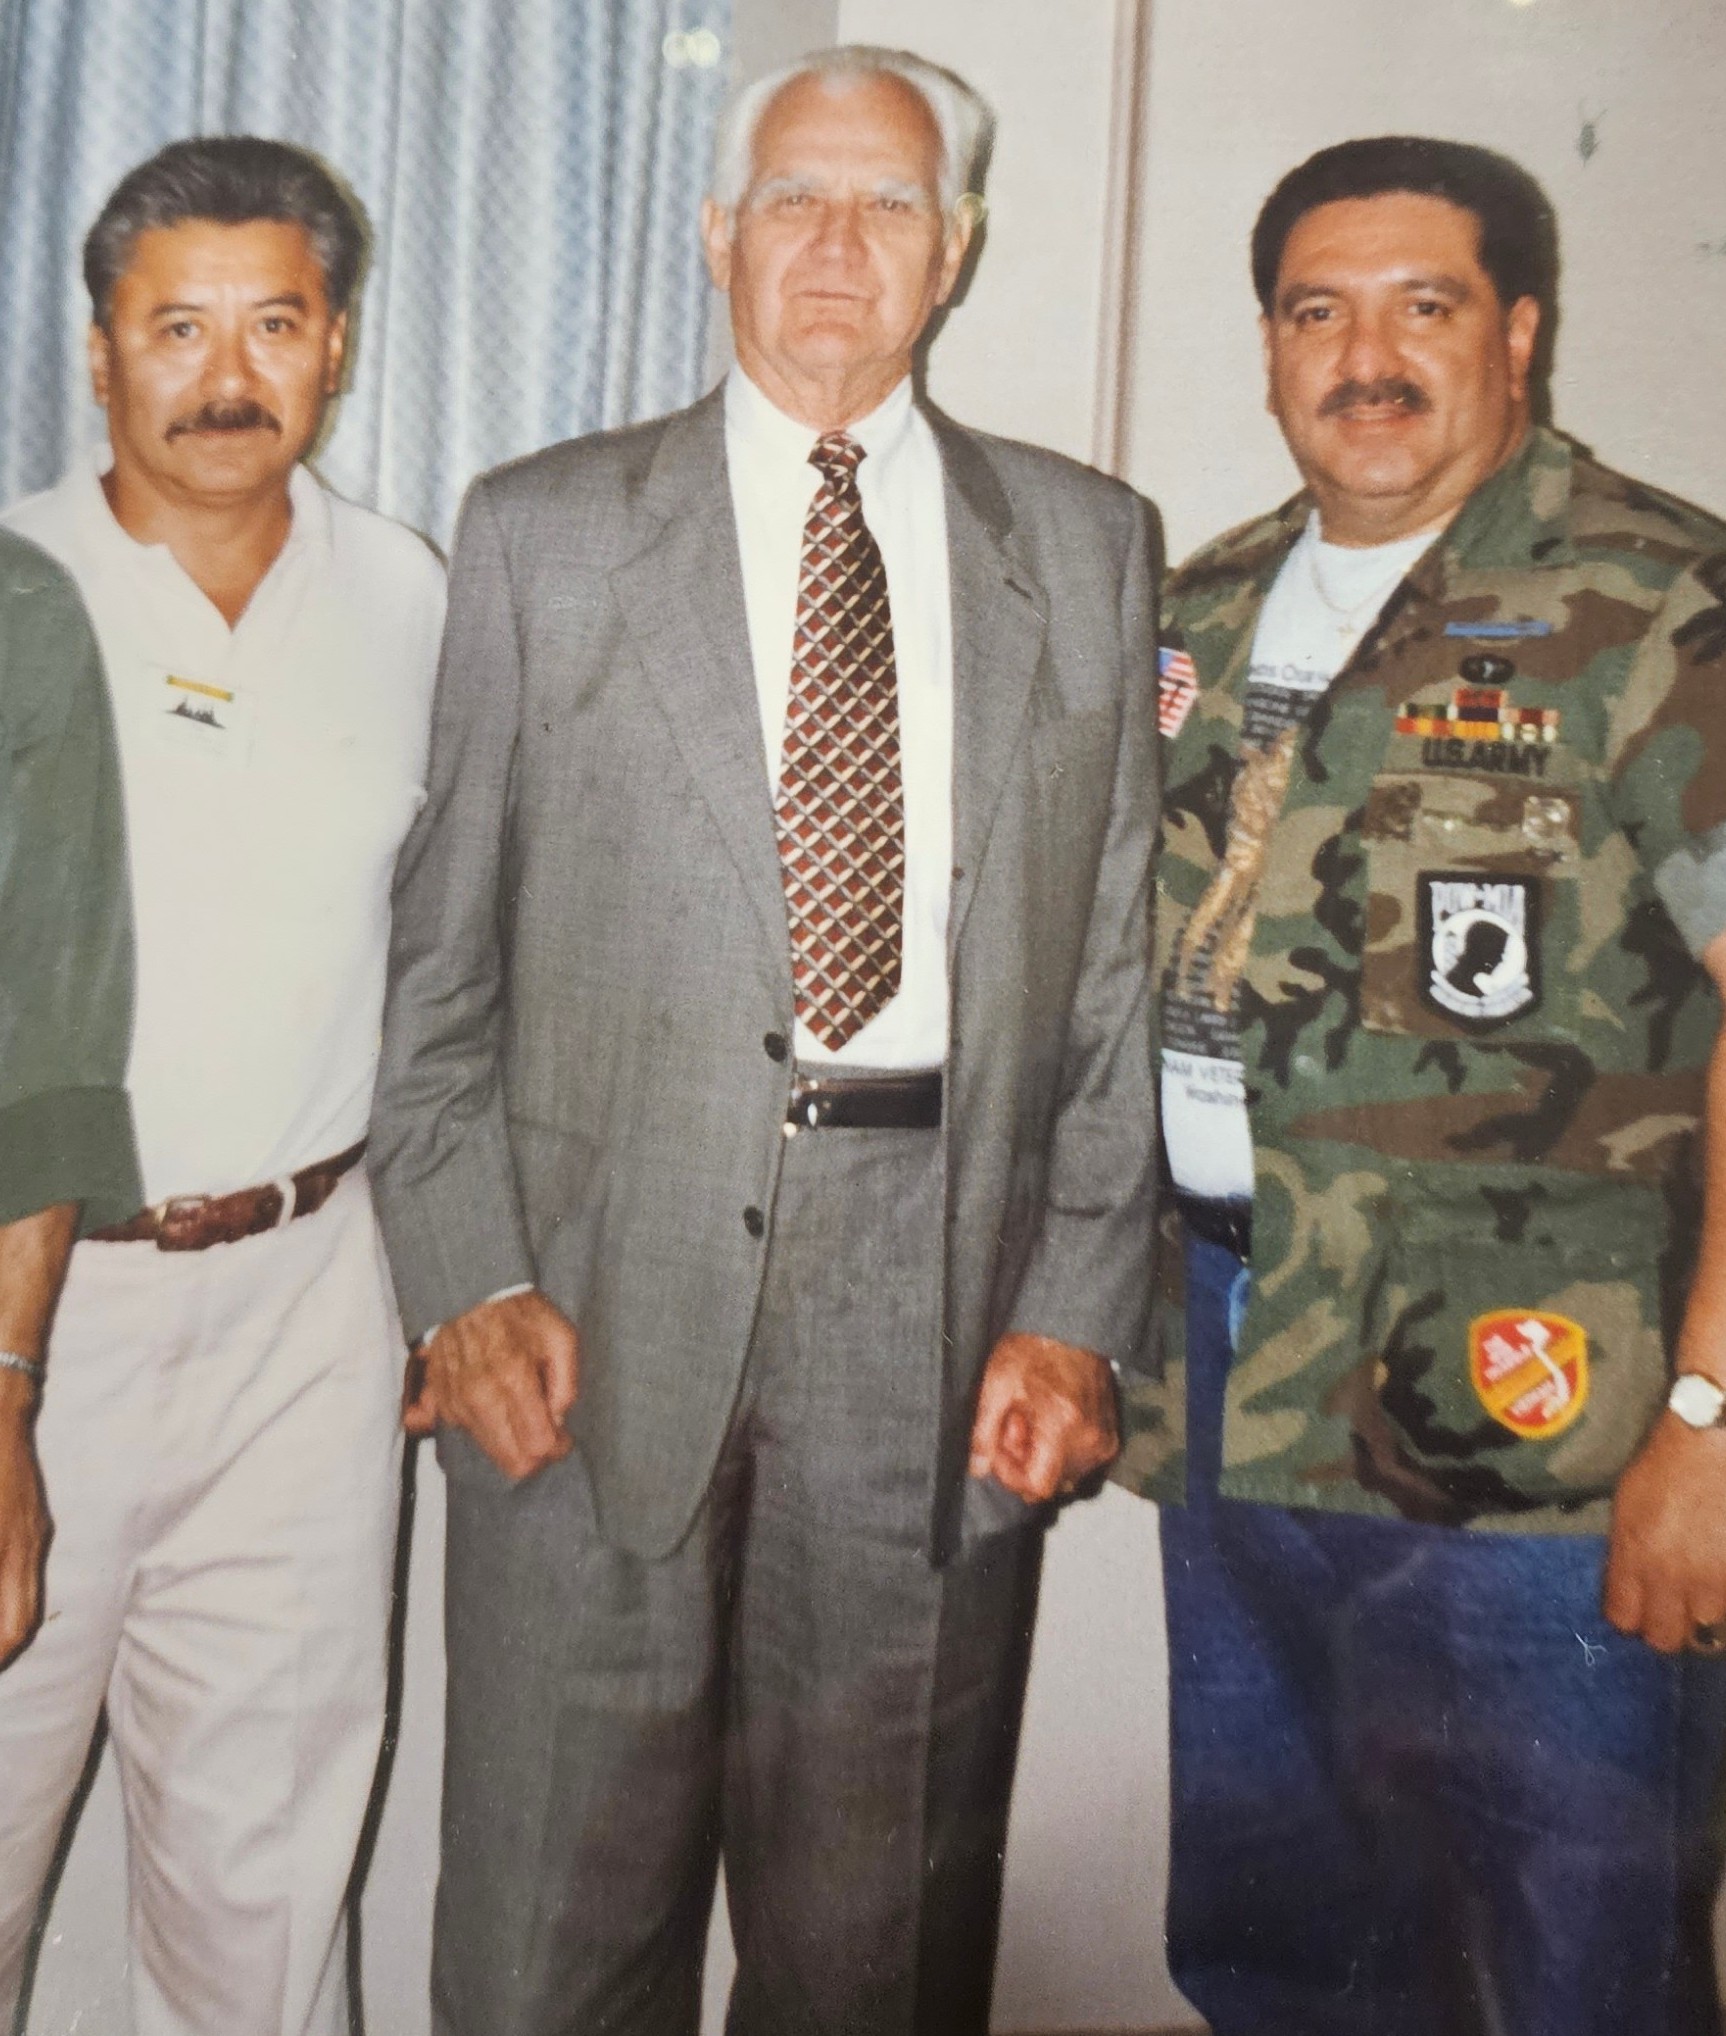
top-left (724, 366), bottom-right (953, 1070)
top-left (5, 457), bottom-right (443, 1204)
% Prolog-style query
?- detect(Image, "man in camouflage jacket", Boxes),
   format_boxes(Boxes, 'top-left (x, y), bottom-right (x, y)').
top-left (1121, 136), bottom-right (1726, 2036)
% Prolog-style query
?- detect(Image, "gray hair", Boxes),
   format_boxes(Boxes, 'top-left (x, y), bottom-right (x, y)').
top-left (84, 136), bottom-right (367, 327)
top-left (709, 45), bottom-right (992, 223)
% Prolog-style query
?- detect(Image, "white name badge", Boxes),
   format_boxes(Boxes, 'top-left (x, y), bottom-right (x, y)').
top-left (1160, 1046), bottom-right (1255, 1201)
top-left (1246, 657), bottom-right (1335, 695)
top-left (148, 665), bottom-right (254, 768)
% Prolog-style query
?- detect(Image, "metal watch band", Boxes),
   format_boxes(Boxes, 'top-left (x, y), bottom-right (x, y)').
top-left (0, 1349), bottom-right (43, 1383)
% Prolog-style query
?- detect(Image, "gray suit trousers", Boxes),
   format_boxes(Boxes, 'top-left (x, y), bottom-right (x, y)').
top-left (432, 1122), bottom-right (1043, 2036)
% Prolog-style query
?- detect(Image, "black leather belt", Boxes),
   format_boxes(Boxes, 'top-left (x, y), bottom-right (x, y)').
top-left (786, 1070), bottom-right (942, 1131)
top-left (1175, 1190), bottom-right (1253, 1260)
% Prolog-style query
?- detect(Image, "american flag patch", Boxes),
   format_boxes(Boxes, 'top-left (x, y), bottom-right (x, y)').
top-left (1158, 646), bottom-right (1198, 738)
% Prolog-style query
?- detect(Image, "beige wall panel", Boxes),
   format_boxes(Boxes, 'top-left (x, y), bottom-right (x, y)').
top-left (836, 0), bottom-right (1126, 464)
top-left (1129, 0), bottom-right (1726, 561)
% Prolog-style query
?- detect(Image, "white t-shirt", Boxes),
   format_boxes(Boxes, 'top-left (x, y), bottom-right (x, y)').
top-left (724, 367), bottom-right (952, 1070)
top-left (1160, 516), bottom-right (1438, 1203)
top-left (5, 458), bottom-right (444, 1202)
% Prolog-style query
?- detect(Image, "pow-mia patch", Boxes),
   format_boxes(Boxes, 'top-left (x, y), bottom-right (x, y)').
top-left (1469, 1310), bottom-right (1590, 1439)
top-left (1417, 871), bottom-right (1541, 1028)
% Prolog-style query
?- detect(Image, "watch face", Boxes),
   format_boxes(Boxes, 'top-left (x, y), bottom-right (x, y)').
top-left (1669, 1374), bottom-right (1726, 1429)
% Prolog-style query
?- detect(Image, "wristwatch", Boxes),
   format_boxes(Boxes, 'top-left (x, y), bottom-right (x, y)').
top-left (1667, 1372), bottom-right (1726, 1429)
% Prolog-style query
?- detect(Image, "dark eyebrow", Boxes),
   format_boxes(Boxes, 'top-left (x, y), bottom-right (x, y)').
top-left (148, 292), bottom-right (311, 318)
top-left (1276, 271), bottom-right (1473, 316)
top-left (1395, 273), bottom-right (1471, 301)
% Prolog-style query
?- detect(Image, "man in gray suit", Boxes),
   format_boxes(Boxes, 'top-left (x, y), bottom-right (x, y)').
top-left (370, 43), bottom-right (1158, 2036)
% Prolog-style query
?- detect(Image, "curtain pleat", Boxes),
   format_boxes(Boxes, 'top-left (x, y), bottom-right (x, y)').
top-left (0, 0), bottom-right (732, 543)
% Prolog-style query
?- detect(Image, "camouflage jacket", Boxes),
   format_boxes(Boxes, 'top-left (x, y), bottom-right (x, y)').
top-left (1117, 428), bottom-right (1726, 1532)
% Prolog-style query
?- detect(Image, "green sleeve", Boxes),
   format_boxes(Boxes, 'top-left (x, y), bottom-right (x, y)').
top-left (0, 531), bottom-right (141, 1231)
top-left (1603, 548), bottom-right (1726, 958)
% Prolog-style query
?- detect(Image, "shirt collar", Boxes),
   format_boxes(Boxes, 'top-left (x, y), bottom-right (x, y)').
top-left (283, 460), bottom-right (333, 560)
top-left (1429, 426), bottom-right (1575, 576)
top-left (72, 438), bottom-right (332, 570)
top-left (724, 364), bottom-right (916, 475)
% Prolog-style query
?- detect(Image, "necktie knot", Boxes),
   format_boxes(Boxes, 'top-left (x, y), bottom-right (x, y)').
top-left (810, 432), bottom-right (865, 491)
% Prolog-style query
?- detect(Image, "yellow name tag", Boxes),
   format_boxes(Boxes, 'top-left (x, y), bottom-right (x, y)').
top-left (150, 666), bottom-right (253, 766)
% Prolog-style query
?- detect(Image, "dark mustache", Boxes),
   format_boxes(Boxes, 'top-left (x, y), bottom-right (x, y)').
top-left (166, 399), bottom-right (282, 439)
top-left (1318, 377), bottom-right (1431, 418)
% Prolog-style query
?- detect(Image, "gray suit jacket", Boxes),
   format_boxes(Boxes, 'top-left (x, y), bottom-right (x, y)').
top-left (369, 387), bottom-right (1159, 1561)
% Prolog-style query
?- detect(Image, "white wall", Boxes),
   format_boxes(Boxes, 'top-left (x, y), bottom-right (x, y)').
top-left (1130, 0), bottom-right (1726, 561)
top-left (839, 0), bottom-right (1131, 468)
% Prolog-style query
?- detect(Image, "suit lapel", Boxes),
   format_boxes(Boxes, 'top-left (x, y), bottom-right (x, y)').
top-left (935, 415), bottom-right (1049, 956)
top-left (610, 398), bottom-right (1050, 978)
top-left (610, 393), bottom-right (790, 970)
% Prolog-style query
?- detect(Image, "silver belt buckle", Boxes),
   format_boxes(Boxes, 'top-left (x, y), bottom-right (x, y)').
top-left (156, 1192), bottom-right (212, 1251)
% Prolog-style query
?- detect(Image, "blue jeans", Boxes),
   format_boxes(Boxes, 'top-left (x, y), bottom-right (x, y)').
top-left (1162, 1231), bottom-right (1726, 2036)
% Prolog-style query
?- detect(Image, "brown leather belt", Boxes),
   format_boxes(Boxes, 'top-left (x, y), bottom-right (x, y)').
top-left (89, 1140), bottom-right (367, 1251)
top-left (786, 1071), bottom-right (942, 1132)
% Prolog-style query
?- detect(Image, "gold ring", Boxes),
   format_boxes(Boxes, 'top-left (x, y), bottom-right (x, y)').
top-left (1691, 1623), bottom-right (1726, 1656)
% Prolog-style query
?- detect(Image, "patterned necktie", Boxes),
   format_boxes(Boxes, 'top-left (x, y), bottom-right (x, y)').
top-left (775, 431), bottom-right (906, 1050)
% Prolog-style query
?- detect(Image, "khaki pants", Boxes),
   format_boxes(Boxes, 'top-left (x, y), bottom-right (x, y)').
top-left (0, 1169), bottom-right (403, 2036)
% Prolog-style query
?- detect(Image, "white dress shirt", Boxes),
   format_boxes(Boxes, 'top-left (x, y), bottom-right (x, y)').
top-left (6, 457), bottom-right (443, 1203)
top-left (723, 367), bottom-right (953, 1070)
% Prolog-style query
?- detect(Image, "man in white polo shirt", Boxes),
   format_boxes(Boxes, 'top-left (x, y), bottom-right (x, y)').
top-left (0, 137), bottom-right (442, 2036)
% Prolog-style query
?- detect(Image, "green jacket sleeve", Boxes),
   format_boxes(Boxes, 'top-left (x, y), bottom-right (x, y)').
top-left (0, 529), bottom-right (141, 1231)
top-left (1606, 547), bottom-right (1726, 960)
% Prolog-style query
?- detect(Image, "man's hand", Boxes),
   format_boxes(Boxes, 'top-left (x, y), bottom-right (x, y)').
top-left (0, 1373), bottom-right (49, 1671)
top-left (404, 1289), bottom-right (580, 1482)
top-left (1610, 934), bottom-right (1726, 1654)
top-left (0, 1198), bottom-right (75, 1672)
top-left (1604, 1410), bottom-right (1726, 1654)
top-left (967, 1331), bottom-right (1119, 1504)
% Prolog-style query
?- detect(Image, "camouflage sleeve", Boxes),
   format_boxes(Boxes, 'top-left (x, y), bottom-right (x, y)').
top-left (1605, 549), bottom-right (1726, 959)
top-left (0, 550), bottom-right (140, 1231)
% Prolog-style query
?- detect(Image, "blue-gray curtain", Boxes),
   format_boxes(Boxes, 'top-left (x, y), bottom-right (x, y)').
top-left (0, 0), bottom-right (732, 543)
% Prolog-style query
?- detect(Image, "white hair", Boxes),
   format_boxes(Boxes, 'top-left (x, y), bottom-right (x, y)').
top-left (709, 44), bottom-right (993, 223)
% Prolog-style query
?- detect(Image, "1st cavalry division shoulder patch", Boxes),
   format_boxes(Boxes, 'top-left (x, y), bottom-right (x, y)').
top-left (1469, 1310), bottom-right (1590, 1439)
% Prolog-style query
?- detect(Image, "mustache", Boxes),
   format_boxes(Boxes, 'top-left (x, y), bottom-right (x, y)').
top-left (1318, 377), bottom-right (1431, 418)
top-left (166, 399), bottom-right (282, 439)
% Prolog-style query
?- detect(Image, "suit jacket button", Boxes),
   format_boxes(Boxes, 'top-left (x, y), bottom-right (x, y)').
top-left (743, 1205), bottom-right (765, 1238)
top-left (763, 1031), bottom-right (789, 1062)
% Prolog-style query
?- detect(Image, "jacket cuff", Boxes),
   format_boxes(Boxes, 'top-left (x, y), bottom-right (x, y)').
top-left (1007, 1201), bottom-right (1155, 1368)
top-left (367, 1112), bottom-right (536, 1343)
